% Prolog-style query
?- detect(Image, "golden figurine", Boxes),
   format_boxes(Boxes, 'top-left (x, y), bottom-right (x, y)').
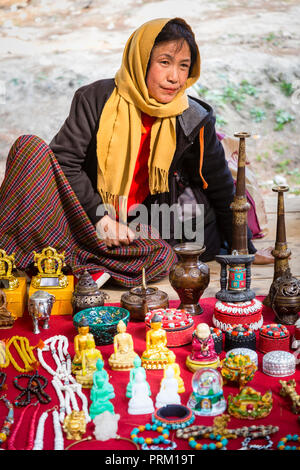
top-left (31, 246), bottom-right (68, 288)
top-left (162, 355), bottom-right (185, 393)
top-left (108, 320), bottom-right (138, 371)
top-left (0, 289), bottom-right (15, 329)
top-left (63, 410), bottom-right (87, 440)
top-left (73, 337), bottom-right (103, 388)
top-left (141, 313), bottom-right (175, 370)
top-left (0, 249), bottom-right (19, 290)
top-left (72, 317), bottom-right (95, 372)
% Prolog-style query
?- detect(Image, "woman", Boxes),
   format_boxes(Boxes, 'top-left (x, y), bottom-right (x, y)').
top-left (0, 18), bottom-right (271, 288)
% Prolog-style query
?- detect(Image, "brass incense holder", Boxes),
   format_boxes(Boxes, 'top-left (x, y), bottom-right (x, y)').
top-left (121, 268), bottom-right (169, 322)
top-left (72, 270), bottom-right (109, 316)
top-left (215, 133), bottom-right (255, 302)
top-left (264, 185), bottom-right (300, 325)
top-left (0, 249), bottom-right (19, 290)
top-left (31, 246), bottom-right (68, 289)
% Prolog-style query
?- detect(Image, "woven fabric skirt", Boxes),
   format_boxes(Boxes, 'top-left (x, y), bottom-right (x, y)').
top-left (0, 135), bottom-right (176, 287)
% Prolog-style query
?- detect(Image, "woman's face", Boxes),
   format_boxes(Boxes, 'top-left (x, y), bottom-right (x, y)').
top-left (146, 39), bottom-right (191, 104)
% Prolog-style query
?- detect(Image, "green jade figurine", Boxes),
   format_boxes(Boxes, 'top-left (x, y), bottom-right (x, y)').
top-left (89, 358), bottom-right (115, 419)
top-left (126, 355), bottom-right (151, 398)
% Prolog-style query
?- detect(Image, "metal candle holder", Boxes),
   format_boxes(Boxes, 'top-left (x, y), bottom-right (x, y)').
top-left (264, 185), bottom-right (300, 325)
top-left (215, 132), bottom-right (255, 302)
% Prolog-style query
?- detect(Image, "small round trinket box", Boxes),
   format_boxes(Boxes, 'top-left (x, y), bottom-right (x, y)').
top-left (213, 298), bottom-right (263, 332)
top-left (225, 325), bottom-right (256, 351)
top-left (226, 348), bottom-right (258, 366)
top-left (221, 353), bottom-right (257, 388)
top-left (145, 308), bottom-right (194, 347)
top-left (210, 327), bottom-right (223, 354)
top-left (262, 350), bottom-right (296, 377)
top-left (258, 324), bottom-right (290, 354)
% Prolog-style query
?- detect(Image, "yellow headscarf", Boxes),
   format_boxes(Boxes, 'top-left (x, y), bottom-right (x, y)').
top-left (96, 18), bottom-right (201, 222)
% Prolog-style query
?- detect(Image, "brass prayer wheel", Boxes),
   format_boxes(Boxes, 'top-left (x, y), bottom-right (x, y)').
top-left (215, 132), bottom-right (255, 303)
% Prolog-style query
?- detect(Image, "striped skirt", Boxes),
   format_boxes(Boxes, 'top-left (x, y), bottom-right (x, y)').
top-left (0, 135), bottom-right (176, 287)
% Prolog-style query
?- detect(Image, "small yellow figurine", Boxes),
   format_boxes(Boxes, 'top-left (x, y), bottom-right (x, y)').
top-left (108, 320), bottom-right (138, 371)
top-left (31, 246), bottom-right (68, 288)
top-left (141, 313), bottom-right (175, 370)
top-left (63, 410), bottom-right (87, 440)
top-left (72, 317), bottom-right (95, 372)
top-left (73, 336), bottom-right (103, 388)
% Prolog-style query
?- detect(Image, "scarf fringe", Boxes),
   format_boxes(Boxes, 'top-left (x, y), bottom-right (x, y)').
top-left (149, 167), bottom-right (169, 194)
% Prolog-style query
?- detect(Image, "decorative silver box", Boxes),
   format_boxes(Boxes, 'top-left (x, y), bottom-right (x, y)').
top-left (226, 348), bottom-right (258, 366)
top-left (262, 350), bottom-right (296, 377)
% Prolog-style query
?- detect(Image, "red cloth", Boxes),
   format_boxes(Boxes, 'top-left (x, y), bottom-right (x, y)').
top-left (0, 297), bottom-right (299, 451)
top-left (127, 113), bottom-right (155, 216)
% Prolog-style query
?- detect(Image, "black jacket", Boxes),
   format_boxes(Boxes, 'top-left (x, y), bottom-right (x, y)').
top-left (50, 78), bottom-right (254, 256)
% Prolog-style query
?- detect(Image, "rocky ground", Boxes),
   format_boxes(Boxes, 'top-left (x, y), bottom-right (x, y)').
top-left (0, 0), bottom-right (300, 196)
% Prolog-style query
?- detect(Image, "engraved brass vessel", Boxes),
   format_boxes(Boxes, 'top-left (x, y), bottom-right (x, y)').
top-left (264, 185), bottom-right (300, 325)
top-left (121, 268), bottom-right (169, 322)
top-left (72, 270), bottom-right (109, 316)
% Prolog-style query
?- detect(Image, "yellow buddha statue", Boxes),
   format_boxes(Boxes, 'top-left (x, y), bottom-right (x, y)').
top-left (141, 313), bottom-right (175, 370)
top-left (162, 356), bottom-right (185, 393)
top-left (73, 336), bottom-right (103, 388)
top-left (72, 316), bottom-right (95, 372)
top-left (108, 320), bottom-right (138, 371)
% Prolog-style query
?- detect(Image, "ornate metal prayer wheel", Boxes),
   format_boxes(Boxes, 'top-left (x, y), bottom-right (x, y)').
top-left (264, 185), bottom-right (300, 325)
top-left (72, 270), bottom-right (109, 316)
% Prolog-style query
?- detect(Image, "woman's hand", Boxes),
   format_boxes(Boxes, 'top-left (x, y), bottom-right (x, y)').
top-left (96, 215), bottom-right (136, 248)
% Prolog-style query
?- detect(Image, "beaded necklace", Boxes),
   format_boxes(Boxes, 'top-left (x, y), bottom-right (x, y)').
top-left (5, 336), bottom-right (39, 373)
top-left (13, 372), bottom-right (51, 407)
top-left (8, 402), bottom-right (40, 450)
top-left (130, 423), bottom-right (177, 450)
top-left (0, 372), bottom-right (14, 450)
top-left (0, 395), bottom-right (14, 449)
top-left (37, 335), bottom-right (90, 423)
top-left (0, 341), bottom-right (9, 368)
top-left (65, 435), bottom-right (139, 451)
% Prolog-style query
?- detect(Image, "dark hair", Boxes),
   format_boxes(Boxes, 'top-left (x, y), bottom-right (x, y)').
top-left (151, 18), bottom-right (198, 76)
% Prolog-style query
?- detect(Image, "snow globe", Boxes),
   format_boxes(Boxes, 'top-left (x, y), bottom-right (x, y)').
top-left (187, 368), bottom-right (226, 416)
